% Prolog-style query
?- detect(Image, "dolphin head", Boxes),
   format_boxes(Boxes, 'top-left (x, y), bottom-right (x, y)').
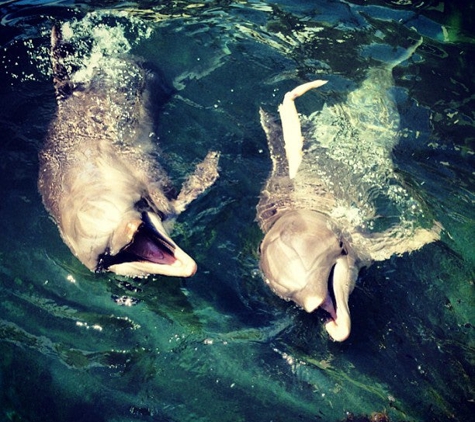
top-left (259, 209), bottom-right (358, 341)
top-left (58, 188), bottom-right (197, 278)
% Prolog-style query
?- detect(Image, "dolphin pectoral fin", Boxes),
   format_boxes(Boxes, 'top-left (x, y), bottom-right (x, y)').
top-left (367, 221), bottom-right (442, 262)
top-left (324, 257), bottom-right (357, 342)
top-left (173, 151), bottom-right (220, 213)
top-left (285, 80), bottom-right (329, 99)
top-left (278, 80), bottom-right (328, 179)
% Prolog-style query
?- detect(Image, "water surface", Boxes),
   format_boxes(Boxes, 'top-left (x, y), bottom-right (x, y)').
top-left (0, 1), bottom-right (474, 421)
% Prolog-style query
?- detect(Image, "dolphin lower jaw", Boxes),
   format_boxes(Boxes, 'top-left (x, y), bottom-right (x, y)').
top-left (107, 247), bottom-right (197, 278)
top-left (323, 258), bottom-right (355, 341)
top-left (324, 305), bottom-right (351, 342)
top-left (296, 287), bottom-right (351, 342)
top-left (288, 264), bottom-right (352, 342)
top-left (299, 292), bottom-right (351, 342)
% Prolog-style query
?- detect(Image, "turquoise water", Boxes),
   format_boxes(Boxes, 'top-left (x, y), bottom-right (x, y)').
top-left (0, 1), bottom-right (474, 421)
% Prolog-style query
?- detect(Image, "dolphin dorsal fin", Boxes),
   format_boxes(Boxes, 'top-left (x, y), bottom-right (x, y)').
top-left (278, 80), bottom-right (328, 179)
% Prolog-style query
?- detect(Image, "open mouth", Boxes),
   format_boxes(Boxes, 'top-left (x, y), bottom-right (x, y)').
top-left (318, 264), bottom-right (338, 322)
top-left (96, 213), bottom-right (177, 272)
top-left (121, 223), bottom-right (177, 264)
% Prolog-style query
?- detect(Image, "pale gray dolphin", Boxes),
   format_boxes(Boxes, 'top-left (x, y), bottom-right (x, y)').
top-left (38, 25), bottom-right (219, 277)
top-left (257, 41), bottom-right (441, 341)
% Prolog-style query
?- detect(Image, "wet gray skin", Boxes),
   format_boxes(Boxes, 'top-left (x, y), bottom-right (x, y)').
top-left (257, 40), bottom-right (441, 342)
top-left (38, 25), bottom-right (219, 277)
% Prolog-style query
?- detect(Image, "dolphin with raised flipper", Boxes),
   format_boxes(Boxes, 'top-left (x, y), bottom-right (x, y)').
top-left (39, 25), bottom-right (219, 278)
top-left (257, 40), bottom-right (441, 341)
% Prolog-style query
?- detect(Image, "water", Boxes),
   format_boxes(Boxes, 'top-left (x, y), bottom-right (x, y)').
top-left (0, 1), bottom-right (474, 421)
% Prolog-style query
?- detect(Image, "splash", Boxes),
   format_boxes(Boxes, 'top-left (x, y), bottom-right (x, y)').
top-left (57, 11), bottom-right (153, 84)
top-left (5, 10), bottom-right (153, 84)
top-left (302, 60), bottom-right (429, 233)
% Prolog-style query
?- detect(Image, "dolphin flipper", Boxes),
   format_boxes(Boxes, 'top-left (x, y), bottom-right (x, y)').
top-left (173, 151), bottom-right (220, 214)
top-left (362, 221), bottom-right (442, 262)
top-left (278, 80), bottom-right (328, 179)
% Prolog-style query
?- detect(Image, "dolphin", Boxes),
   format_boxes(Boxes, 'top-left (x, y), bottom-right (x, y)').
top-left (257, 41), bottom-right (441, 341)
top-left (38, 25), bottom-right (219, 278)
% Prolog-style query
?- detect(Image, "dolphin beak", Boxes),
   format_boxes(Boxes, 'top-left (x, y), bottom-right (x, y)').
top-left (320, 258), bottom-right (354, 342)
top-left (290, 261), bottom-right (352, 342)
top-left (98, 211), bottom-right (197, 278)
top-left (296, 258), bottom-right (354, 342)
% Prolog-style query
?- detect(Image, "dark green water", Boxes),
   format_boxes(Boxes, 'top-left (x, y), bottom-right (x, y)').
top-left (0, 1), bottom-right (474, 421)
